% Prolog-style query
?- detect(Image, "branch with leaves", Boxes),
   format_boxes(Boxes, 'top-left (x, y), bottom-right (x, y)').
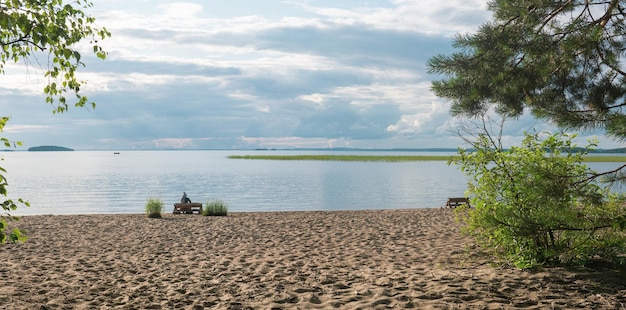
top-left (0, 0), bottom-right (109, 243)
top-left (0, 0), bottom-right (110, 113)
top-left (429, 0), bottom-right (626, 140)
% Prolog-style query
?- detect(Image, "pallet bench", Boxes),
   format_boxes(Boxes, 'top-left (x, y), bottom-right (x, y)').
top-left (445, 197), bottom-right (471, 208)
top-left (173, 203), bottom-right (203, 214)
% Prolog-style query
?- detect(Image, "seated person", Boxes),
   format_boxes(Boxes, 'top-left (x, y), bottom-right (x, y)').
top-left (180, 192), bottom-right (192, 204)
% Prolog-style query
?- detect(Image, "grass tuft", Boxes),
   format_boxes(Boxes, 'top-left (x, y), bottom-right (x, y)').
top-left (145, 197), bottom-right (163, 218)
top-left (203, 199), bottom-right (228, 216)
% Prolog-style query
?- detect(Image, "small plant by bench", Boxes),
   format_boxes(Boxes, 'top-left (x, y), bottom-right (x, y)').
top-left (145, 198), bottom-right (164, 218)
top-left (203, 199), bottom-right (228, 216)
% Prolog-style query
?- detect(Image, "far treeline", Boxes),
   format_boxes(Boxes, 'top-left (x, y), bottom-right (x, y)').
top-left (228, 154), bottom-right (626, 163)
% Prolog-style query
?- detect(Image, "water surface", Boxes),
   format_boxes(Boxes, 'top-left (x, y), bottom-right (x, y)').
top-left (3, 150), bottom-right (621, 215)
top-left (0, 150), bottom-right (469, 215)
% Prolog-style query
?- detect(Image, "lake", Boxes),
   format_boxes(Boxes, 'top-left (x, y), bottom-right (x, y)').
top-left (0, 150), bottom-right (622, 215)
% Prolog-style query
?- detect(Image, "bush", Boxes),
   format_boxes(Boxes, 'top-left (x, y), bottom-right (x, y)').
top-left (451, 132), bottom-right (626, 269)
top-left (203, 199), bottom-right (228, 216)
top-left (145, 198), bottom-right (164, 218)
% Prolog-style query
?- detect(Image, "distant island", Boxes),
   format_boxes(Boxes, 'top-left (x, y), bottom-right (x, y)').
top-left (28, 145), bottom-right (74, 152)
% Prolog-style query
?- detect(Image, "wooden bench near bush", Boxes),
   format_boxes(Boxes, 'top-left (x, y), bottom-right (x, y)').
top-left (445, 197), bottom-right (471, 208)
top-left (173, 203), bottom-right (203, 214)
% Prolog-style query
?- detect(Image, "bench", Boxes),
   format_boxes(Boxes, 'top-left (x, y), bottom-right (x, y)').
top-left (445, 198), bottom-right (471, 208)
top-left (173, 203), bottom-right (203, 214)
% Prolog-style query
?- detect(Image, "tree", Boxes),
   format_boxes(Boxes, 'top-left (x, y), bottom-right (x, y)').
top-left (428, 0), bottom-right (626, 182)
top-left (451, 118), bottom-right (626, 268)
top-left (427, 0), bottom-right (626, 267)
top-left (0, 0), bottom-right (109, 243)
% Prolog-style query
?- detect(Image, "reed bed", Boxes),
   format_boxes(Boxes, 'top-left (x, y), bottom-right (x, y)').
top-left (581, 156), bottom-right (626, 162)
top-left (228, 154), bottom-right (626, 162)
top-left (228, 154), bottom-right (456, 162)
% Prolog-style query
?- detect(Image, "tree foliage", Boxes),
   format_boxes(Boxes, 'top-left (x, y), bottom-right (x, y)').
top-left (452, 131), bottom-right (626, 268)
top-left (1, 0), bottom-right (110, 112)
top-left (0, 0), bottom-right (109, 243)
top-left (0, 117), bottom-right (29, 243)
top-left (428, 0), bottom-right (626, 140)
top-left (428, 0), bottom-right (626, 268)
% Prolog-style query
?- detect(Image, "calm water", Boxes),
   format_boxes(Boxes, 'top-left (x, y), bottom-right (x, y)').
top-left (1, 150), bottom-right (622, 215)
top-left (0, 150), bottom-right (469, 215)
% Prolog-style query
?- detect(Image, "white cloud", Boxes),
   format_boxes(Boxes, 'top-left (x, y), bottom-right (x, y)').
top-left (240, 136), bottom-right (350, 149)
top-left (387, 101), bottom-right (450, 135)
top-left (152, 138), bottom-right (194, 149)
top-left (292, 0), bottom-right (490, 34)
top-left (3, 124), bottom-right (50, 133)
top-left (3, 0), bottom-right (621, 150)
top-left (157, 2), bottom-right (204, 18)
top-left (298, 93), bottom-right (325, 104)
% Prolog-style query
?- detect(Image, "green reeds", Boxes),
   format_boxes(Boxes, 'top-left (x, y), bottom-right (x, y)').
top-left (203, 199), bottom-right (228, 216)
top-left (145, 197), bottom-right (164, 218)
top-left (582, 156), bottom-right (626, 162)
top-left (228, 154), bottom-right (626, 163)
top-left (228, 154), bottom-right (456, 162)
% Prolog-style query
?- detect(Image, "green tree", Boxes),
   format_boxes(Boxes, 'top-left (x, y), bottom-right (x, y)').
top-left (428, 0), bottom-right (626, 267)
top-left (452, 129), bottom-right (626, 268)
top-left (0, 0), bottom-right (109, 243)
top-left (428, 0), bottom-right (626, 181)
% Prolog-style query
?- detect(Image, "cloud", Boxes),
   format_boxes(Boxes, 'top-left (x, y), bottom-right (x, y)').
top-left (3, 124), bottom-right (50, 133)
top-left (152, 137), bottom-right (194, 148)
top-left (1, 0), bottom-right (620, 150)
top-left (290, 0), bottom-right (490, 34)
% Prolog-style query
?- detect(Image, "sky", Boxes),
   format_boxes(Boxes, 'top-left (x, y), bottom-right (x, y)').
top-left (0, 0), bottom-right (622, 150)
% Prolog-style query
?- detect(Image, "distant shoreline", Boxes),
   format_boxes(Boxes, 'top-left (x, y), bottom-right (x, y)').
top-left (229, 154), bottom-right (626, 162)
top-left (3, 147), bottom-right (626, 153)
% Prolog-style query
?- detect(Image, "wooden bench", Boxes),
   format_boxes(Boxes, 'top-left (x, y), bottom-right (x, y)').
top-left (445, 198), bottom-right (471, 208)
top-left (173, 203), bottom-right (203, 214)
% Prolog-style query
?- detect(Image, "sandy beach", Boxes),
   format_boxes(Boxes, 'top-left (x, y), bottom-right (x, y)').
top-left (0, 209), bottom-right (624, 309)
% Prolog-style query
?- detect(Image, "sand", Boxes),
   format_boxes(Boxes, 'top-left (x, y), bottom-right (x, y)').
top-left (0, 209), bottom-right (624, 309)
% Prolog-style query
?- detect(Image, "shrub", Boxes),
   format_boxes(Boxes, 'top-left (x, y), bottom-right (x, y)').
top-left (203, 199), bottom-right (228, 216)
top-left (145, 198), bottom-right (164, 218)
top-left (451, 132), bottom-right (626, 269)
